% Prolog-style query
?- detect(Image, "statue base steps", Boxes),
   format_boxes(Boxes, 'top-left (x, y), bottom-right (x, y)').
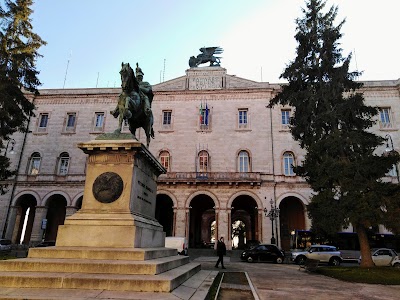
top-left (0, 140), bottom-right (202, 294)
top-left (0, 247), bottom-right (200, 292)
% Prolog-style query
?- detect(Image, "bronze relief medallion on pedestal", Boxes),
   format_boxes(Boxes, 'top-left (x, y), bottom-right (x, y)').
top-left (92, 172), bottom-right (124, 203)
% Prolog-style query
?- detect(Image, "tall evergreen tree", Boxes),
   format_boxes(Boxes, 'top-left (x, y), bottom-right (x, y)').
top-left (270, 0), bottom-right (400, 267)
top-left (0, 0), bottom-right (46, 194)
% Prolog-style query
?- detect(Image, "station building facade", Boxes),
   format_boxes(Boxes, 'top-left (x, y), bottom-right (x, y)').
top-left (1, 67), bottom-right (399, 250)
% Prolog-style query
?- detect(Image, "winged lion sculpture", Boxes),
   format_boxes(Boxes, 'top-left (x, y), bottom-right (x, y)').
top-left (189, 47), bottom-right (223, 68)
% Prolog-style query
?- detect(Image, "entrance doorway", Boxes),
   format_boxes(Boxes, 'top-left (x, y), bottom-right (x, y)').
top-left (155, 194), bottom-right (174, 237)
top-left (279, 196), bottom-right (306, 250)
top-left (188, 194), bottom-right (215, 248)
top-left (231, 195), bottom-right (259, 249)
top-left (43, 195), bottom-right (67, 241)
top-left (14, 194), bottom-right (37, 245)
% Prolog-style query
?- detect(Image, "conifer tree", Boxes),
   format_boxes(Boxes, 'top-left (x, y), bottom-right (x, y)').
top-left (0, 0), bottom-right (46, 194)
top-left (270, 0), bottom-right (400, 267)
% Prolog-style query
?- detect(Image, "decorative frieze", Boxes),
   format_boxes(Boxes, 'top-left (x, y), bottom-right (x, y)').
top-left (88, 153), bottom-right (133, 164)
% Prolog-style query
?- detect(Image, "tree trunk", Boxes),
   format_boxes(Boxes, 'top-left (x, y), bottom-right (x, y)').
top-left (354, 223), bottom-right (374, 268)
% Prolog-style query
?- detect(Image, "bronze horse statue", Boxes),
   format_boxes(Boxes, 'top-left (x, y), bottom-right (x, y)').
top-left (110, 62), bottom-right (154, 147)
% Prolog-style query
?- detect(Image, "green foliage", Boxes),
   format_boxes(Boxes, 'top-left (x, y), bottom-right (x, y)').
top-left (317, 267), bottom-right (400, 285)
top-left (270, 0), bottom-right (400, 261)
top-left (0, 0), bottom-right (46, 194)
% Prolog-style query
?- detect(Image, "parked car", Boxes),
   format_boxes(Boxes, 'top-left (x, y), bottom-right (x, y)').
top-left (393, 257), bottom-right (400, 268)
top-left (291, 245), bottom-right (342, 266)
top-left (241, 244), bottom-right (285, 263)
top-left (0, 239), bottom-right (12, 252)
top-left (358, 248), bottom-right (399, 267)
top-left (245, 240), bottom-right (260, 250)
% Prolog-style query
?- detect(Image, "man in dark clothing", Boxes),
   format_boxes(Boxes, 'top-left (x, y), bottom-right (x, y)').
top-left (215, 236), bottom-right (226, 269)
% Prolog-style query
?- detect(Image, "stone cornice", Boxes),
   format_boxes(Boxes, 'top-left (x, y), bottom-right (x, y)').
top-left (35, 97), bottom-right (116, 105)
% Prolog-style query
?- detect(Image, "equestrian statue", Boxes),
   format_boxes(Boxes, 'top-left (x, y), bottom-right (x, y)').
top-left (110, 62), bottom-right (154, 147)
top-left (189, 47), bottom-right (223, 68)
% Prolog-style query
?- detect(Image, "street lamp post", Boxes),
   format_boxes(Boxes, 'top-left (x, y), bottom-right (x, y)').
top-left (384, 134), bottom-right (399, 183)
top-left (264, 198), bottom-right (280, 245)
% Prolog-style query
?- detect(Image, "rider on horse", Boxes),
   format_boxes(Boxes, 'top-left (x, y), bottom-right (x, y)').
top-left (110, 62), bottom-right (154, 146)
top-left (135, 63), bottom-right (153, 116)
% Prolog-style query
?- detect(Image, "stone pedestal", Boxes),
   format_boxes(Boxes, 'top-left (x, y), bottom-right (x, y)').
top-left (56, 138), bottom-right (166, 248)
top-left (0, 138), bottom-right (201, 294)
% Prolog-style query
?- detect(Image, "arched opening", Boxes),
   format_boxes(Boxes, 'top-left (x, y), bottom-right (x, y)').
top-left (14, 194), bottom-right (37, 245)
top-left (159, 151), bottom-right (170, 172)
top-left (279, 196), bottom-right (306, 251)
top-left (197, 150), bottom-right (210, 173)
top-left (238, 150), bottom-right (251, 172)
top-left (57, 152), bottom-right (70, 175)
top-left (28, 152), bottom-right (41, 175)
top-left (75, 196), bottom-right (83, 211)
top-left (231, 195), bottom-right (259, 249)
top-left (43, 195), bottom-right (67, 241)
top-left (155, 194), bottom-right (174, 236)
top-left (189, 194), bottom-right (215, 248)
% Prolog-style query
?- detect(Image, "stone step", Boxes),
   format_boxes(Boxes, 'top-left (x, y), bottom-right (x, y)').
top-left (0, 287), bottom-right (182, 300)
top-left (27, 246), bottom-right (177, 261)
top-left (0, 262), bottom-right (201, 292)
top-left (0, 255), bottom-right (190, 275)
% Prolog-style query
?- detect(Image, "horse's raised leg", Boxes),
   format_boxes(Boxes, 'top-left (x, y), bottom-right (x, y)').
top-left (124, 96), bottom-right (132, 119)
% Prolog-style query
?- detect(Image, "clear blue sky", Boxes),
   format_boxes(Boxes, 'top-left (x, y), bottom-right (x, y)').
top-left (31, 0), bottom-right (400, 89)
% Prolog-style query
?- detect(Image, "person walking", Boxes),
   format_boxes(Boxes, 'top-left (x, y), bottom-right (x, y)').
top-left (215, 236), bottom-right (226, 269)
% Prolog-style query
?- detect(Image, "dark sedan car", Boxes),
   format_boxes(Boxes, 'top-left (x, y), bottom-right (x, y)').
top-left (241, 244), bottom-right (285, 263)
top-left (245, 240), bottom-right (260, 250)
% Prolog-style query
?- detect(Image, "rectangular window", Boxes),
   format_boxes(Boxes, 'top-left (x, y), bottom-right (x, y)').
top-left (379, 108), bottom-right (392, 128)
top-left (281, 109), bottom-right (290, 128)
top-left (64, 112), bottom-right (77, 132)
top-left (29, 158), bottom-right (41, 175)
top-left (199, 107), bottom-right (210, 130)
top-left (93, 112), bottom-right (105, 132)
top-left (284, 153), bottom-right (295, 176)
top-left (162, 110), bottom-right (172, 130)
top-left (199, 156), bottom-right (208, 172)
top-left (239, 157), bottom-right (249, 172)
top-left (160, 156), bottom-right (170, 171)
top-left (238, 109), bottom-right (248, 128)
top-left (59, 158), bottom-right (69, 175)
top-left (37, 113), bottom-right (49, 132)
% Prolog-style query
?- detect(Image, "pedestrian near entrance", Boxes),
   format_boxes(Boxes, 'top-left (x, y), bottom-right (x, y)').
top-left (215, 236), bottom-right (226, 269)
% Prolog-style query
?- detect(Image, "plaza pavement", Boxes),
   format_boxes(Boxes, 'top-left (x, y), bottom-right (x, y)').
top-left (200, 259), bottom-right (400, 300)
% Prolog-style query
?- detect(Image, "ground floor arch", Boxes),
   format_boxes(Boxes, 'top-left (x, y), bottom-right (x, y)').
top-left (231, 195), bottom-right (260, 249)
top-left (43, 194), bottom-right (67, 241)
top-left (13, 194), bottom-right (37, 245)
top-left (155, 194), bottom-right (174, 236)
top-left (279, 196), bottom-right (306, 250)
top-left (188, 194), bottom-right (216, 248)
